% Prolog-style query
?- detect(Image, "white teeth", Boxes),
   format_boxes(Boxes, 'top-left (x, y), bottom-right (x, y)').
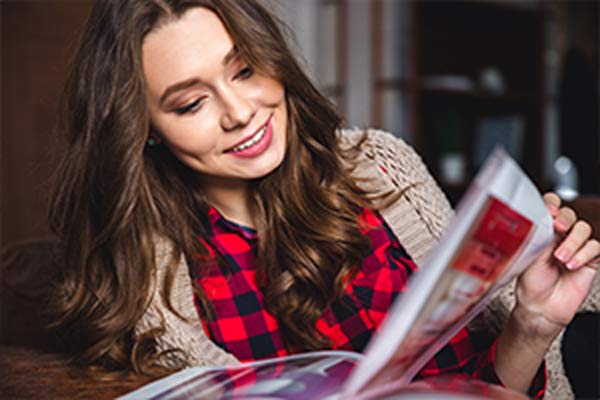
top-left (231, 125), bottom-right (267, 152)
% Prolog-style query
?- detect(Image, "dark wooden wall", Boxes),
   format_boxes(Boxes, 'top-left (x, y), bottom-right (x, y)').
top-left (1, 1), bottom-right (93, 247)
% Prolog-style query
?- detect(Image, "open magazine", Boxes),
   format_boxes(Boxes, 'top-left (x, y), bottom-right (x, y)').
top-left (120, 148), bottom-right (554, 400)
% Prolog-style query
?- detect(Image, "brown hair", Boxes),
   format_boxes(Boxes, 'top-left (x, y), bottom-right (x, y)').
top-left (49, 0), bottom-right (375, 376)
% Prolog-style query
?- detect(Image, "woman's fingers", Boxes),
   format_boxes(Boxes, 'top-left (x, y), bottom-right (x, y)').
top-left (541, 192), bottom-right (598, 271)
top-left (543, 192), bottom-right (561, 217)
top-left (554, 206), bottom-right (577, 232)
top-left (553, 219), bottom-right (591, 263)
top-left (553, 219), bottom-right (594, 267)
top-left (565, 238), bottom-right (600, 271)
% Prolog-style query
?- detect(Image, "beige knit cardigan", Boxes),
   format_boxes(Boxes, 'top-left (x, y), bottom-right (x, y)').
top-left (137, 128), bottom-right (599, 399)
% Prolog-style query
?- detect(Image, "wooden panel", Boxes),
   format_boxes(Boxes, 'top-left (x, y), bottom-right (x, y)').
top-left (1, 1), bottom-right (93, 246)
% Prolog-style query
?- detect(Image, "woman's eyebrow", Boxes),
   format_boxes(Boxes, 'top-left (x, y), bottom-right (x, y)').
top-left (160, 79), bottom-right (200, 106)
top-left (222, 45), bottom-right (239, 66)
top-left (159, 46), bottom-right (239, 107)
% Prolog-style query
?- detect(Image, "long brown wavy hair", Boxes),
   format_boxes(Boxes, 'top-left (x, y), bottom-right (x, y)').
top-left (49, 0), bottom-right (378, 376)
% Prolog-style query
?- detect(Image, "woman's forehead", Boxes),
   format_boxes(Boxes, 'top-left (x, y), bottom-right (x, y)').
top-left (142, 7), bottom-right (235, 98)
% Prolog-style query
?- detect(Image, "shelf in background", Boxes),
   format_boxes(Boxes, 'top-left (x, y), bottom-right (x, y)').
top-left (420, 85), bottom-right (537, 106)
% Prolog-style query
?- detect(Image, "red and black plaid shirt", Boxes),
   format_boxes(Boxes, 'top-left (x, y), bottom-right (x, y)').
top-left (188, 207), bottom-right (545, 397)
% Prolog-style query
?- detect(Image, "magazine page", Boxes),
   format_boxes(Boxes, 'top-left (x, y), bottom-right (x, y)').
top-left (343, 148), bottom-right (554, 398)
top-left (377, 375), bottom-right (531, 400)
top-left (118, 351), bottom-right (362, 399)
top-left (119, 353), bottom-right (531, 400)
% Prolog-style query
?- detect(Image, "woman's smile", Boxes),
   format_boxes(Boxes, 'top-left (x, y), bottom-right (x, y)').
top-left (225, 115), bottom-right (273, 157)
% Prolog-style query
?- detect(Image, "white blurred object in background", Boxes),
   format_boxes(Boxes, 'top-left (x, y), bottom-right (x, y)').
top-left (553, 156), bottom-right (579, 201)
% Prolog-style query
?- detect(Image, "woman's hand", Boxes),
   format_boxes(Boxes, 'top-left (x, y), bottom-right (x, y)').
top-left (494, 192), bottom-right (599, 394)
top-left (513, 192), bottom-right (599, 339)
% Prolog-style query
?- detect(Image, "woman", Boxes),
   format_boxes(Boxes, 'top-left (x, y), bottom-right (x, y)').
top-left (49, 0), bottom-right (599, 397)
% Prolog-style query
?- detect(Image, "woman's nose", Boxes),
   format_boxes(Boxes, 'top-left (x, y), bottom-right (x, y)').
top-left (219, 86), bottom-right (255, 131)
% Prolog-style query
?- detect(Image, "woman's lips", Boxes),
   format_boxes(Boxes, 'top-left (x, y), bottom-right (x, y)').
top-left (226, 117), bottom-right (273, 158)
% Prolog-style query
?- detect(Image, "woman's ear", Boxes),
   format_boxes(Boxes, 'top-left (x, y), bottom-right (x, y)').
top-left (147, 136), bottom-right (160, 147)
top-left (147, 127), bottom-right (163, 147)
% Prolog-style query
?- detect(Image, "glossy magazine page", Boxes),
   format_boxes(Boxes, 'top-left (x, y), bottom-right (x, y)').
top-left (119, 353), bottom-right (530, 400)
top-left (376, 375), bottom-right (531, 400)
top-left (343, 148), bottom-right (554, 398)
top-left (118, 351), bottom-right (362, 399)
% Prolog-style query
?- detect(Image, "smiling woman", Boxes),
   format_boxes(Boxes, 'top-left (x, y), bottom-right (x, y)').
top-left (142, 8), bottom-right (288, 218)
top-left (46, 0), bottom-right (599, 398)
top-left (49, 0), bottom-right (358, 374)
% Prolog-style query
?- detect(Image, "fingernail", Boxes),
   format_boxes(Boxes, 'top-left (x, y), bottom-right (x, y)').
top-left (555, 249), bottom-right (569, 262)
top-left (556, 218), bottom-right (570, 230)
top-left (566, 259), bottom-right (578, 270)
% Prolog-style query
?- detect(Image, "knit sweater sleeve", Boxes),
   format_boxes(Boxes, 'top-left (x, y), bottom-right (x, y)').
top-left (338, 128), bottom-right (454, 265)
top-left (135, 237), bottom-right (239, 368)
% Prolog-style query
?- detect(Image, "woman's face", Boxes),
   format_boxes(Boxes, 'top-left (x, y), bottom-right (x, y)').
top-left (142, 7), bottom-right (287, 187)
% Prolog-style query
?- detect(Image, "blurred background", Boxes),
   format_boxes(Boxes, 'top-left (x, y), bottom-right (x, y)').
top-left (2, 0), bottom-right (599, 247)
top-left (1, 1), bottom-right (599, 397)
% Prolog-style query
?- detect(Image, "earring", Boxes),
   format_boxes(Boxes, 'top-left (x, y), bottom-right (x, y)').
top-left (147, 137), bottom-right (157, 147)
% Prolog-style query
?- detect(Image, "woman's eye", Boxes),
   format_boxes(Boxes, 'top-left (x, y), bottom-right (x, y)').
top-left (235, 66), bottom-right (253, 80)
top-left (174, 98), bottom-right (202, 115)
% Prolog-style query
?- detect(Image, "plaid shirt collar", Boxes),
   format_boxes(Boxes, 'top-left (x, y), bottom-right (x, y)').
top-left (207, 206), bottom-right (258, 241)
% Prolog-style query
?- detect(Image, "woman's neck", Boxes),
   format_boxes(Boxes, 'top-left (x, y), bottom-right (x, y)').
top-left (201, 178), bottom-right (255, 229)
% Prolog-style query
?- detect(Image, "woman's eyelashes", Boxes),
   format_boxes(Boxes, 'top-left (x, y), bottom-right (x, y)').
top-left (174, 98), bottom-right (203, 115)
top-left (172, 66), bottom-right (253, 116)
top-left (235, 66), bottom-right (253, 80)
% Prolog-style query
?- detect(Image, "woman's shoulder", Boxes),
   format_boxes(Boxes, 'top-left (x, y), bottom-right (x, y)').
top-left (338, 127), bottom-right (408, 149)
top-left (337, 127), bottom-right (429, 184)
top-left (337, 127), bottom-right (454, 265)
